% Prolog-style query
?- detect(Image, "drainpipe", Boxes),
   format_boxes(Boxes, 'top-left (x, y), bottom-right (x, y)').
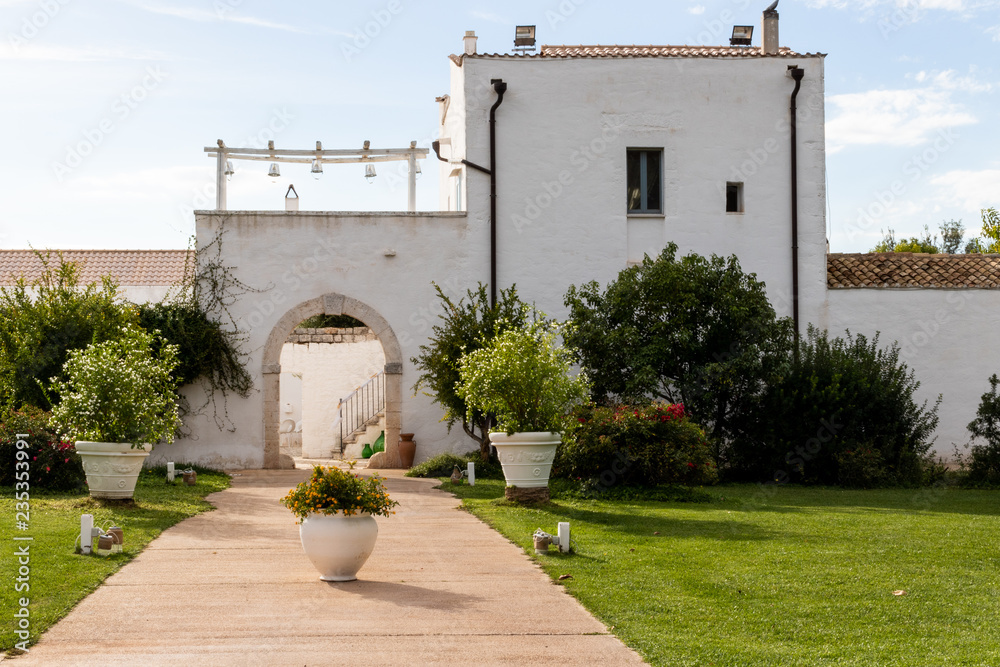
top-left (789, 65), bottom-right (804, 347)
top-left (432, 78), bottom-right (507, 308)
top-left (487, 79), bottom-right (507, 308)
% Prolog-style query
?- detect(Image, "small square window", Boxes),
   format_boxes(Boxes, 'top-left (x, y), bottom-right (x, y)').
top-left (627, 149), bottom-right (663, 214)
top-left (726, 182), bottom-right (744, 213)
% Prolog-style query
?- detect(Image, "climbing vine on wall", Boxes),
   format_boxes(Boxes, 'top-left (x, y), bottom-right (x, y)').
top-left (144, 219), bottom-right (270, 432)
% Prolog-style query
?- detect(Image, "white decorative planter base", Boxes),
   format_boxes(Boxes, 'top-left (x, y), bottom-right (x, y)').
top-left (489, 431), bottom-right (561, 488)
top-left (75, 441), bottom-right (149, 499)
top-left (299, 512), bottom-right (378, 582)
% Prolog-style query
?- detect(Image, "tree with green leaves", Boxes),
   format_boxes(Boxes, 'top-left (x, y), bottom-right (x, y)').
top-left (411, 283), bottom-right (534, 460)
top-left (940, 219), bottom-right (965, 254)
top-left (563, 243), bottom-right (792, 448)
top-left (0, 253), bottom-right (137, 410)
top-left (870, 225), bottom-right (939, 253)
top-left (965, 207), bottom-right (1000, 254)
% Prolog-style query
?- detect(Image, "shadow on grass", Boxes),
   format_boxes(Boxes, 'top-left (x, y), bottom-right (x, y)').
top-left (442, 480), bottom-right (783, 542)
top-left (704, 484), bottom-right (1000, 518)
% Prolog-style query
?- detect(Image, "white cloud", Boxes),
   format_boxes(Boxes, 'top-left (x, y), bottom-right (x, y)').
top-left (688, 5), bottom-right (707, 15)
top-left (929, 169), bottom-right (1000, 212)
top-left (471, 11), bottom-right (509, 24)
top-left (987, 25), bottom-right (1000, 40)
top-left (114, 0), bottom-right (321, 35)
top-left (911, 68), bottom-right (993, 93)
top-left (0, 44), bottom-right (172, 61)
top-left (803, 0), bottom-right (1000, 23)
top-left (826, 86), bottom-right (977, 152)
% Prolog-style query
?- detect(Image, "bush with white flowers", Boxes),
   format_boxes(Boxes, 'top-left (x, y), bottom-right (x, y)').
top-left (457, 320), bottom-right (590, 435)
top-left (50, 326), bottom-right (180, 447)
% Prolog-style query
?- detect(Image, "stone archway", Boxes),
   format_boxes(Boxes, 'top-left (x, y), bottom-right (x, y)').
top-left (261, 293), bottom-right (403, 469)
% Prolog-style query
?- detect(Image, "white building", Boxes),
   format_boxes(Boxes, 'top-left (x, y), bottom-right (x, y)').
top-left (168, 11), bottom-right (839, 470)
top-left (10, 9), bottom-right (997, 469)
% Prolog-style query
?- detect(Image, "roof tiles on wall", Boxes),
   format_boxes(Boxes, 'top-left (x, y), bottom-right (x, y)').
top-left (0, 249), bottom-right (191, 286)
top-left (828, 253), bottom-right (1000, 289)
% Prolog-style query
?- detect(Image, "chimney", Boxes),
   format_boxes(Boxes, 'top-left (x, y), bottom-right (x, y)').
top-left (762, 5), bottom-right (779, 55)
top-left (464, 30), bottom-right (478, 55)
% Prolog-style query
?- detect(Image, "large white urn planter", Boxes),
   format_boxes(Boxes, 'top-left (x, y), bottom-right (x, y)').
top-left (75, 441), bottom-right (150, 499)
top-left (489, 431), bottom-right (561, 488)
top-left (299, 512), bottom-right (379, 582)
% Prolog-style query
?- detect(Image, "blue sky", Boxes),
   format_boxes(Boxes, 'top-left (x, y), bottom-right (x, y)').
top-left (0, 0), bottom-right (997, 252)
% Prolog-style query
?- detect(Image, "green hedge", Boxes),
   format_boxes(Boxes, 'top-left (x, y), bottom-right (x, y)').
top-left (555, 403), bottom-right (718, 488)
top-left (0, 406), bottom-right (85, 492)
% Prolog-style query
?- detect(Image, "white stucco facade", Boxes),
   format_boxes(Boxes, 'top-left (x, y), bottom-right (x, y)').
top-left (154, 34), bottom-right (995, 470)
top-left (821, 288), bottom-right (1000, 458)
top-left (439, 52), bottom-right (828, 324)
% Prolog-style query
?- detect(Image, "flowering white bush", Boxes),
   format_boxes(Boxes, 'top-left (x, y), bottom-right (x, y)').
top-left (50, 326), bottom-right (180, 447)
top-left (457, 320), bottom-right (590, 434)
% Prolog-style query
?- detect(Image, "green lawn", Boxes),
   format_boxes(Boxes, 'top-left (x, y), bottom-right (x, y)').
top-left (444, 479), bottom-right (1000, 666)
top-left (1, 465), bottom-right (230, 654)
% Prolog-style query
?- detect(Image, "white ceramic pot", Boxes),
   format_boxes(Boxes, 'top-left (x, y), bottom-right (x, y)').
top-left (489, 431), bottom-right (561, 488)
top-left (75, 441), bottom-right (150, 499)
top-left (299, 512), bottom-right (379, 582)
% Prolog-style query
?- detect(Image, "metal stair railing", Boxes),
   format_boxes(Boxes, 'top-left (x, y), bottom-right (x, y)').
top-left (337, 370), bottom-right (385, 457)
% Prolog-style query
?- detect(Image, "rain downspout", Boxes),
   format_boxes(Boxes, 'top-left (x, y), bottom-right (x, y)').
top-left (432, 79), bottom-right (506, 308)
top-left (789, 66), bottom-right (804, 346)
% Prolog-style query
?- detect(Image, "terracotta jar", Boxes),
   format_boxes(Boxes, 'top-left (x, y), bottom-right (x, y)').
top-left (398, 433), bottom-right (416, 468)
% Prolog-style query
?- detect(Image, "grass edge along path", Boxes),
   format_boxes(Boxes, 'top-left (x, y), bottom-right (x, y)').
top-left (442, 479), bottom-right (1000, 667)
top-left (1, 464), bottom-right (230, 655)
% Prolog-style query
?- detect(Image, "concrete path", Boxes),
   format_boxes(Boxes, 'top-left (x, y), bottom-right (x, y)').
top-left (9, 467), bottom-right (644, 666)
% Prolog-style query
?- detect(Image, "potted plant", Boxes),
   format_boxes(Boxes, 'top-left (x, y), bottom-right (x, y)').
top-left (457, 320), bottom-right (589, 498)
top-left (282, 465), bottom-right (398, 582)
top-left (49, 326), bottom-right (180, 499)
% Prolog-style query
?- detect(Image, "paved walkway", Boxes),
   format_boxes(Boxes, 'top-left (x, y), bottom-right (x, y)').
top-left (10, 467), bottom-right (644, 666)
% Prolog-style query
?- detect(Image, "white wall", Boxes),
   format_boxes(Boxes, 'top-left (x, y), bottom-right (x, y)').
top-left (279, 339), bottom-right (385, 458)
top-left (822, 288), bottom-right (1000, 459)
top-left (450, 54), bottom-right (827, 324)
top-left (160, 51), bottom-right (832, 470)
top-left (153, 211), bottom-right (479, 470)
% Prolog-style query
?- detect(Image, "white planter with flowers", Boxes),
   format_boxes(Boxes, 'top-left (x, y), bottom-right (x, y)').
top-left (282, 465), bottom-right (399, 582)
top-left (50, 326), bottom-right (180, 500)
top-left (458, 320), bottom-right (590, 495)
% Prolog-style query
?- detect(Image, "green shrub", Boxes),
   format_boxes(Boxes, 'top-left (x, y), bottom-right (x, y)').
top-left (49, 326), bottom-right (180, 446)
top-left (964, 374), bottom-right (1000, 486)
top-left (548, 477), bottom-right (712, 503)
top-left (835, 447), bottom-right (887, 489)
top-left (411, 283), bottom-right (534, 459)
top-left (0, 406), bottom-right (85, 491)
top-left (0, 253), bottom-right (136, 410)
top-left (555, 403), bottom-right (718, 488)
top-left (297, 314), bottom-right (365, 329)
top-left (730, 326), bottom-right (940, 486)
top-left (137, 302), bottom-right (251, 394)
top-left (404, 451), bottom-right (504, 480)
top-left (457, 320), bottom-right (590, 434)
top-left (564, 244), bottom-right (791, 449)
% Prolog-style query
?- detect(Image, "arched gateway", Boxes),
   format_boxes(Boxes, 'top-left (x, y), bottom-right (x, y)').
top-left (260, 292), bottom-right (403, 469)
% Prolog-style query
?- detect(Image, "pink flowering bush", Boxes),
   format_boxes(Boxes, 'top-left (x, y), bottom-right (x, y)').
top-left (554, 403), bottom-right (718, 487)
top-left (1, 405), bottom-right (85, 491)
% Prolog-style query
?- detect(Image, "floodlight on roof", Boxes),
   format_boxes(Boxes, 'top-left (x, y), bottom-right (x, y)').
top-left (514, 25), bottom-right (536, 52)
top-left (730, 25), bottom-right (753, 46)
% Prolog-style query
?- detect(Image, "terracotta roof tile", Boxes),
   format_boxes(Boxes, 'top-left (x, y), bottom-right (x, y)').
top-left (828, 253), bottom-right (1000, 289)
top-left (458, 45), bottom-right (823, 61)
top-left (0, 249), bottom-right (191, 286)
